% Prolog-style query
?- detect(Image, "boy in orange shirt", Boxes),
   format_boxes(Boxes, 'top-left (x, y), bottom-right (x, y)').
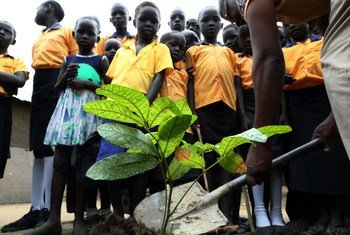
top-left (0, 20), bottom-right (29, 180)
top-left (95, 3), bottom-right (134, 55)
top-left (186, 6), bottom-right (240, 232)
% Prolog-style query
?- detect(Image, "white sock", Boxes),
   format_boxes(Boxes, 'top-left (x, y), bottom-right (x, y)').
top-left (252, 183), bottom-right (271, 227)
top-left (43, 156), bottom-right (54, 210)
top-left (269, 170), bottom-right (285, 226)
top-left (31, 158), bottom-right (44, 211)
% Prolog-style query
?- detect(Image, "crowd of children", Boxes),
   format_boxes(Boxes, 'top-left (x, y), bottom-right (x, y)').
top-left (1, 0), bottom-right (350, 235)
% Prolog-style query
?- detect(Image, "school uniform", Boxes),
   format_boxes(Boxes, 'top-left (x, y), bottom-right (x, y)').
top-left (107, 38), bottom-right (173, 94)
top-left (186, 44), bottom-right (238, 143)
top-left (30, 23), bottom-right (78, 158)
top-left (282, 39), bottom-right (350, 220)
top-left (0, 53), bottom-right (29, 178)
top-left (95, 32), bottom-right (134, 55)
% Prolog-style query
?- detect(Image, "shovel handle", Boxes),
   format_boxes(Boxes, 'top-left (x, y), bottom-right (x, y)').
top-left (224, 138), bottom-right (324, 191)
top-left (171, 138), bottom-right (324, 220)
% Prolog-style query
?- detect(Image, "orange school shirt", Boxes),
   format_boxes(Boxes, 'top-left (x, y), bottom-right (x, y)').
top-left (32, 24), bottom-right (78, 69)
top-left (283, 39), bottom-right (324, 90)
top-left (95, 33), bottom-right (135, 55)
top-left (186, 44), bottom-right (237, 110)
top-left (107, 38), bottom-right (173, 94)
top-left (235, 54), bottom-right (253, 90)
top-left (0, 53), bottom-right (29, 97)
top-left (159, 60), bottom-right (188, 101)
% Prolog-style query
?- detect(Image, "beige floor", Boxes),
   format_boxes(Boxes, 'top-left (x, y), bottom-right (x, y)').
top-left (0, 187), bottom-right (289, 235)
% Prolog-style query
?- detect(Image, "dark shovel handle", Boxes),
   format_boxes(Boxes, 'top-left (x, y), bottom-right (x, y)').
top-left (225, 138), bottom-right (325, 192)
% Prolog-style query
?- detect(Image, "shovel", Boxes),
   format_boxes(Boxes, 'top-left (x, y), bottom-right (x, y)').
top-left (134, 138), bottom-right (324, 234)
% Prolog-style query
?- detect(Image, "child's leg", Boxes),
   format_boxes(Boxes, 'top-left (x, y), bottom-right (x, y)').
top-left (43, 155), bottom-right (54, 210)
top-left (35, 145), bottom-right (72, 233)
top-left (108, 181), bottom-right (124, 217)
top-left (99, 185), bottom-right (111, 212)
top-left (269, 169), bottom-right (285, 226)
top-left (31, 158), bottom-right (45, 211)
top-left (252, 183), bottom-right (271, 227)
top-left (129, 173), bottom-right (149, 216)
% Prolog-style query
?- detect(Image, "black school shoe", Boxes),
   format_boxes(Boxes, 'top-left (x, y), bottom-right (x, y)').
top-left (35, 208), bottom-right (50, 228)
top-left (1, 207), bottom-right (40, 232)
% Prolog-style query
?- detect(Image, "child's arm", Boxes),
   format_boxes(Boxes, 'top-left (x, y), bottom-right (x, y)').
top-left (278, 91), bottom-right (289, 125)
top-left (54, 62), bottom-right (77, 93)
top-left (146, 70), bottom-right (165, 103)
top-left (234, 76), bottom-right (251, 131)
top-left (0, 71), bottom-right (26, 89)
top-left (101, 56), bottom-right (111, 84)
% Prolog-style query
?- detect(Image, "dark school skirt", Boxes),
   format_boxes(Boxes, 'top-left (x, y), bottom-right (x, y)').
top-left (29, 68), bottom-right (60, 158)
top-left (0, 96), bottom-right (12, 178)
top-left (243, 88), bottom-right (255, 124)
top-left (195, 101), bottom-right (239, 144)
top-left (284, 85), bottom-right (350, 195)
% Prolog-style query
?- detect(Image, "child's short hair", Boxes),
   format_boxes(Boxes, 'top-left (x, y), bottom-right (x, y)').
top-left (134, 1), bottom-right (161, 19)
top-left (160, 31), bottom-right (185, 44)
top-left (0, 20), bottom-right (16, 41)
top-left (75, 16), bottom-right (101, 32)
top-left (223, 23), bottom-right (237, 31)
top-left (42, 0), bottom-right (65, 22)
top-left (239, 25), bottom-right (250, 39)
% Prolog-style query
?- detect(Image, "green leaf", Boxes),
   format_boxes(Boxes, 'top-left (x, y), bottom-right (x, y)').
top-left (218, 151), bottom-right (247, 174)
top-left (97, 123), bottom-right (158, 156)
top-left (166, 157), bottom-right (191, 181)
top-left (193, 141), bottom-right (216, 154)
top-left (84, 100), bottom-right (144, 127)
top-left (87, 152), bottom-right (158, 180)
top-left (158, 115), bottom-right (192, 158)
top-left (147, 97), bottom-right (180, 128)
top-left (175, 146), bottom-right (205, 169)
top-left (175, 99), bottom-right (198, 124)
top-left (257, 125), bottom-right (292, 138)
top-left (96, 84), bottom-right (149, 121)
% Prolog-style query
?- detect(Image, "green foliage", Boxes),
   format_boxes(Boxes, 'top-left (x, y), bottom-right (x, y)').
top-left (86, 152), bottom-right (158, 180)
top-left (84, 84), bottom-right (292, 182)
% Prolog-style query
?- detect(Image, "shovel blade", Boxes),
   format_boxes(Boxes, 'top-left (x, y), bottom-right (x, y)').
top-left (134, 181), bottom-right (228, 234)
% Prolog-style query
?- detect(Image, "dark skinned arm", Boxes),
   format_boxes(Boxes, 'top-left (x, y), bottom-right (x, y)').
top-left (0, 71), bottom-right (26, 95)
top-left (101, 56), bottom-right (111, 85)
top-left (146, 70), bottom-right (165, 103)
top-left (245, 0), bottom-right (285, 185)
top-left (54, 62), bottom-right (74, 93)
top-left (235, 76), bottom-right (251, 131)
top-left (312, 112), bottom-right (339, 151)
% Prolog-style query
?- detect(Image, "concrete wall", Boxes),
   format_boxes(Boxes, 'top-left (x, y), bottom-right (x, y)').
top-left (11, 98), bottom-right (30, 149)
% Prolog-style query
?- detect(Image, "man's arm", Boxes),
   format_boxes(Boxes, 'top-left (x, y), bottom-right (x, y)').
top-left (245, 0), bottom-right (285, 185)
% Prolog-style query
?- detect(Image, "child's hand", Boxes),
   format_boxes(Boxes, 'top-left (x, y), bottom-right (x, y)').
top-left (63, 63), bottom-right (79, 80)
top-left (278, 113), bottom-right (289, 125)
top-left (67, 77), bottom-right (90, 90)
top-left (240, 115), bottom-right (252, 131)
top-left (187, 68), bottom-right (195, 79)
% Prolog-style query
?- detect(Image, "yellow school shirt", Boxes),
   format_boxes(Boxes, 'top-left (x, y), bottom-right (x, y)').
top-left (0, 53), bottom-right (29, 97)
top-left (159, 60), bottom-right (188, 101)
top-left (32, 24), bottom-right (78, 69)
top-left (95, 34), bottom-right (135, 55)
top-left (283, 39), bottom-right (324, 90)
top-left (186, 44), bottom-right (237, 110)
top-left (236, 54), bottom-right (253, 90)
top-left (107, 38), bottom-right (173, 94)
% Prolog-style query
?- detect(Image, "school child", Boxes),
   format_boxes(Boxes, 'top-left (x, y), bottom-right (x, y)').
top-left (282, 23), bottom-right (350, 234)
top-left (95, 3), bottom-right (134, 55)
top-left (186, 6), bottom-right (241, 233)
top-left (223, 24), bottom-right (242, 53)
top-left (103, 1), bottom-right (173, 216)
top-left (83, 38), bottom-right (123, 222)
top-left (28, 16), bottom-right (109, 235)
top-left (148, 31), bottom-right (200, 193)
top-left (181, 30), bottom-right (200, 53)
top-left (1, 1), bottom-right (78, 233)
top-left (0, 21), bottom-right (29, 179)
top-left (168, 8), bottom-right (186, 32)
top-left (186, 18), bottom-right (201, 40)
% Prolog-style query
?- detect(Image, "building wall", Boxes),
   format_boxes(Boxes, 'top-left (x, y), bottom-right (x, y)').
top-left (11, 98), bottom-right (30, 149)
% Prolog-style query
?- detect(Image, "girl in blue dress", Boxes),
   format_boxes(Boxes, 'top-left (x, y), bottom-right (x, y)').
top-left (30, 16), bottom-right (109, 235)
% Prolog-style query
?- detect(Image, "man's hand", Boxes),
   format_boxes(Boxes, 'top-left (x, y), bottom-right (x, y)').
top-left (312, 112), bottom-right (339, 151)
top-left (245, 143), bottom-right (272, 185)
